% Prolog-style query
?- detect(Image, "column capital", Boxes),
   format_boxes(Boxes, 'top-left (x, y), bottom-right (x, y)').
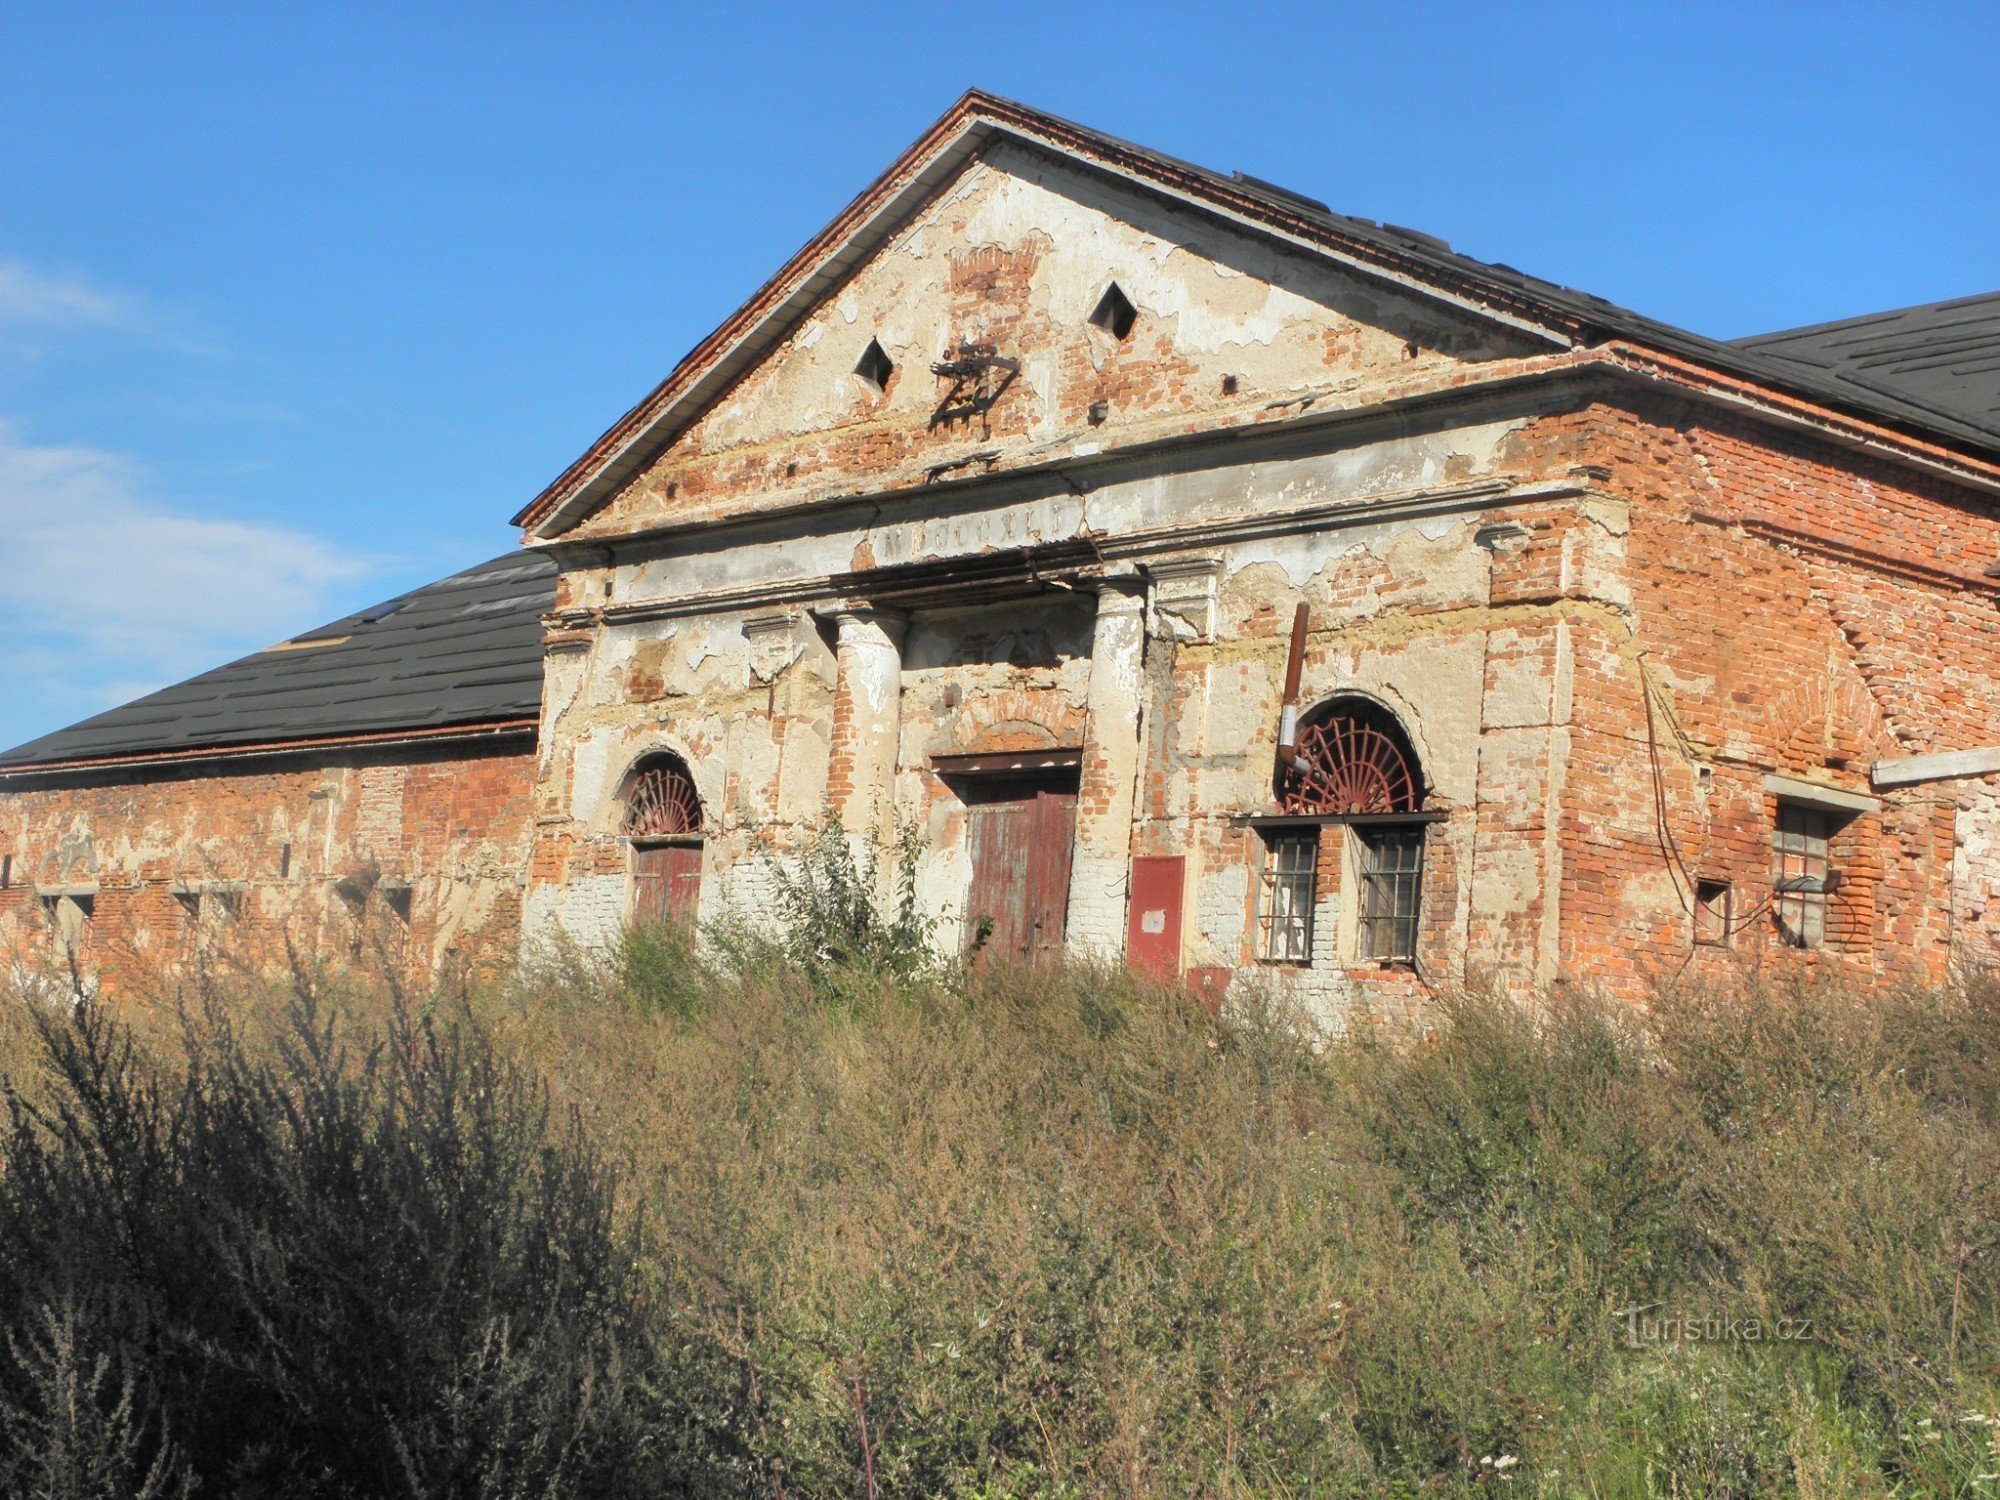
top-left (1145, 554), bottom-right (1223, 642)
top-left (819, 603), bottom-right (911, 645)
top-left (1087, 573), bottom-right (1151, 614)
top-left (742, 607), bottom-right (801, 641)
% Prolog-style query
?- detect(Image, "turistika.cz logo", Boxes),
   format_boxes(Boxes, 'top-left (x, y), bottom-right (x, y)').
top-left (1613, 1303), bottom-right (1812, 1348)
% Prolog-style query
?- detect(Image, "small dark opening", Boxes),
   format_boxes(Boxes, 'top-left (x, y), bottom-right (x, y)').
top-left (1089, 282), bottom-right (1137, 340)
top-left (1221, 373), bottom-right (1239, 396)
top-left (384, 887), bottom-right (413, 923)
top-left (174, 891), bottom-right (202, 922)
top-left (854, 338), bottom-right (893, 392)
top-left (1, 854), bottom-right (10, 889)
top-left (279, 843), bottom-right (292, 879)
top-left (1694, 879), bottom-right (1732, 946)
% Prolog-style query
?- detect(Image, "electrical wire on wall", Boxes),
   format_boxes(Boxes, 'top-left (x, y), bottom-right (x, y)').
top-left (1640, 660), bottom-right (1785, 945)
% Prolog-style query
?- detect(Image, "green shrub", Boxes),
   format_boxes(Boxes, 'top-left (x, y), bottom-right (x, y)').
top-left (0, 990), bottom-right (710, 1498)
top-left (611, 922), bottom-right (711, 1021)
top-left (762, 815), bottom-right (939, 998)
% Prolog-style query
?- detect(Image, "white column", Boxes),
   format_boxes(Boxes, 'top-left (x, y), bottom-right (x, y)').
top-left (1067, 578), bottom-right (1149, 957)
top-left (829, 607), bottom-right (908, 856)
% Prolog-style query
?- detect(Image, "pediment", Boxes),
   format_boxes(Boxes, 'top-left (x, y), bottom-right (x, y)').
top-left (528, 100), bottom-right (1569, 541)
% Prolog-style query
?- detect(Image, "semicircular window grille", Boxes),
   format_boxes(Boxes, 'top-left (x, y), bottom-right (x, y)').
top-left (621, 758), bottom-right (703, 840)
top-left (1280, 699), bottom-right (1423, 816)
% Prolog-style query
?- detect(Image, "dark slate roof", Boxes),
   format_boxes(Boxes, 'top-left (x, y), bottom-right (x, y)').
top-left (1731, 292), bottom-right (2000, 446)
top-left (1051, 106), bottom-right (2000, 460)
top-left (0, 552), bottom-right (554, 771)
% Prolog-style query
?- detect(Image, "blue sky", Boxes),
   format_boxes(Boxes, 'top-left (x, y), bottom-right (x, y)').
top-left (1, 2), bottom-right (1995, 750)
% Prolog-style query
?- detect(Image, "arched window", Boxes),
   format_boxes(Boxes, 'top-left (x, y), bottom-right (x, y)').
top-left (1278, 696), bottom-right (1423, 815)
top-left (622, 755), bottom-right (703, 931)
top-left (1257, 698), bottom-right (1429, 965)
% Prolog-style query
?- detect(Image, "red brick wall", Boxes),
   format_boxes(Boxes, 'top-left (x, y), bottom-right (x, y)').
top-left (1535, 399), bottom-right (2000, 990)
top-left (0, 739), bottom-right (535, 1002)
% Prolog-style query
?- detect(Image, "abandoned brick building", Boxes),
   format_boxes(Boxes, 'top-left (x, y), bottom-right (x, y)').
top-left (7, 91), bottom-right (2000, 1014)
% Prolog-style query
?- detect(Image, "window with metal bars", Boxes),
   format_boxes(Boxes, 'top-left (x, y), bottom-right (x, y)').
top-left (1355, 823), bottom-right (1425, 962)
top-left (1256, 829), bottom-right (1318, 963)
top-left (1772, 801), bottom-right (1837, 949)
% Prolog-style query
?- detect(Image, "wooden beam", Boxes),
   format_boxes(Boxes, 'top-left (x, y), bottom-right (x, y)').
top-left (1871, 746), bottom-right (2000, 789)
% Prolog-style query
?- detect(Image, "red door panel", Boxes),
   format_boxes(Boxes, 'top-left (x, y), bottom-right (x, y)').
top-left (963, 776), bottom-right (1076, 965)
top-left (633, 842), bottom-right (702, 932)
top-left (1126, 855), bottom-right (1185, 981)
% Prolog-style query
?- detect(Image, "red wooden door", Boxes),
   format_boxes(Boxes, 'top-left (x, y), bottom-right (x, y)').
top-left (633, 842), bottom-right (702, 931)
top-left (964, 777), bottom-right (1076, 965)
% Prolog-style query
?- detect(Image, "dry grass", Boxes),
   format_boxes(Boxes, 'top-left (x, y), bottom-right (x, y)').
top-left (0, 928), bottom-right (1995, 1496)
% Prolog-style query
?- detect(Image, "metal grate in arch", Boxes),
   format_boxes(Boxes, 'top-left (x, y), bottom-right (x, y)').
top-left (1280, 701), bottom-right (1422, 816)
top-left (621, 759), bottom-right (703, 840)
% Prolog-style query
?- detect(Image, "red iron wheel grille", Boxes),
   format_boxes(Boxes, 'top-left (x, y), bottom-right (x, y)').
top-left (1282, 718), bottom-right (1419, 815)
top-left (622, 764), bottom-right (703, 838)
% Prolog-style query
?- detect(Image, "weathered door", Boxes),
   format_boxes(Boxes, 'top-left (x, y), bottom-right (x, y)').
top-left (632, 842), bottom-right (702, 931)
top-left (963, 777), bottom-right (1077, 964)
top-left (1126, 855), bottom-right (1186, 982)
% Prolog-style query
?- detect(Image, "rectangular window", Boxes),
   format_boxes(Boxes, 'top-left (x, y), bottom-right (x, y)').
top-left (1772, 801), bottom-right (1833, 949)
top-left (41, 893), bottom-right (93, 963)
top-left (175, 888), bottom-right (243, 924)
top-left (1355, 824), bottom-right (1425, 962)
top-left (1257, 829), bottom-right (1318, 963)
top-left (1693, 879), bottom-right (1733, 946)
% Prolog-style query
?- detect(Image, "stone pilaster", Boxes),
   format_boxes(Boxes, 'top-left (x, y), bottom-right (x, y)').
top-left (826, 607), bottom-right (908, 855)
top-left (1067, 577), bottom-right (1149, 956)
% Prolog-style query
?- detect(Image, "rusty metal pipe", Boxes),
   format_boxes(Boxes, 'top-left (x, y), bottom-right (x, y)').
top-left (1276, 602), bottom-right (1310, 770)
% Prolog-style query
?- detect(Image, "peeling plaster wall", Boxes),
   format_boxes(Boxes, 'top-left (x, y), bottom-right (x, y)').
top-left (0, 743), bottom-right (534, 999)
top-left (537, 375), bottom-right (2000, 1012)
top-left (18, 141), bottom-right (2000, 1009)
top-left (1952, 778), bottom-right (2000, 970)
top-left (1518, 401), bottom-right (2000, 990)
top-left (528, 394), bottom-right (1591, 1023)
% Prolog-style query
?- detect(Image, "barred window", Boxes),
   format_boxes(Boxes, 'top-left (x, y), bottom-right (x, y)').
top-left (1355, 824), bottom-right (1425, 961)
top-left (1773, 801), bottom-right (1834, 949)
top-left (623, 758), bottom-right (703, 841)
top-left (1257, 830), bottom-right (1318, 963)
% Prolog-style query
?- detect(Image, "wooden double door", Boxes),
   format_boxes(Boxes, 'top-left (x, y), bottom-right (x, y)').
top-left (961, 773), bottom-right (1077, 965)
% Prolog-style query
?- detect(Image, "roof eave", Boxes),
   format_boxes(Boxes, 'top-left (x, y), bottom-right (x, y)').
top-left (0, 716), bottom-right (539, 782)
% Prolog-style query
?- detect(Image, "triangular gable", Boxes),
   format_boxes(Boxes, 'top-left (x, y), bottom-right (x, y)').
top-left (517, 92), bottom-right (2000, 541)
top-left (576, 139), bottom-right (1570, 539)
top-left (514, 90), bottom-right (1584, 540)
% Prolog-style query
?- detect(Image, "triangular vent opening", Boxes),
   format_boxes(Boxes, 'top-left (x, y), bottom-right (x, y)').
top-left (854, 338), bottom-right (894, 392)
top-left (1089, 282), bottom-right (1137, 341)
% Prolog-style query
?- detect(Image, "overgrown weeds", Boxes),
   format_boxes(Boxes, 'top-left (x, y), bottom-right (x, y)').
top-left (0, 985), bottom-right (721, 1498)
top-left (0, 932), bottom-right (1995, 1495)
